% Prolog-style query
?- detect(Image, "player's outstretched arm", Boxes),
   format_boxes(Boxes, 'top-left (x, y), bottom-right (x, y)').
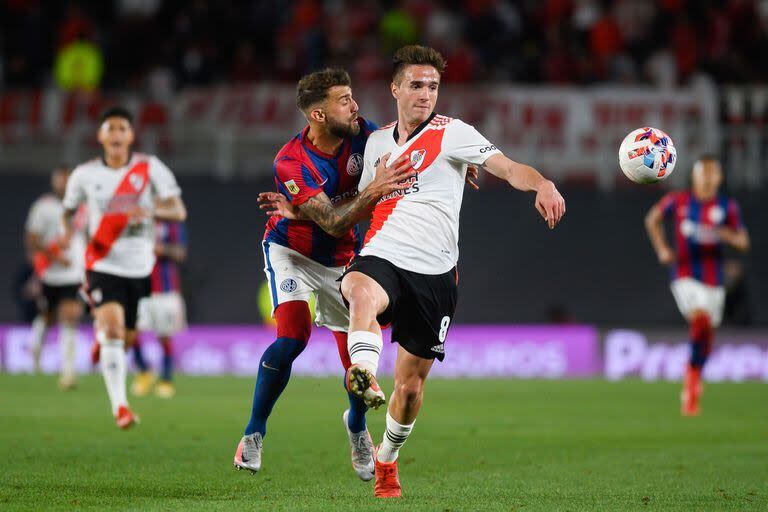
top-left (278, 153), bottom-right (413, 238)
top-left (481, 153), bottom-right (565, 229)
top-left (644, 203), bottom-right (674, 265)
top-left (154, 196), bottom-right (187, 222)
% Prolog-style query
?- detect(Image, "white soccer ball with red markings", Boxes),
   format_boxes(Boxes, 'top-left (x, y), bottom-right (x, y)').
top-left (618, 127), bottom-right (676, 184)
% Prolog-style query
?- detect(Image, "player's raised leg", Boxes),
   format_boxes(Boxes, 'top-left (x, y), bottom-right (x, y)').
top-left (56, 297), bottom-right (83, 389)
top-left (341, 271), bottom-right (388, 409)
top-left (373, 345), bottom-right (433, 498)
top-left (682, 309), bottom-right (713, 416)
top-left (333, 330), bottom-right (374, 481)
top-left (93, 302), bottom-right (136, 429)
top-left (234, 300), bottom-right (310, 472)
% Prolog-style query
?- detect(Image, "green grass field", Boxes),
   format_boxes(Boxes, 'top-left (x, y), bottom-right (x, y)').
top-left (0, 374), bottom-right (765, 511)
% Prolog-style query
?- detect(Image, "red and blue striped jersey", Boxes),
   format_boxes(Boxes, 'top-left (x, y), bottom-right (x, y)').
top-left (660, 190), bottom-right (743, 286)
top-left (150, 220), bottom-right (186, 293)
top-left (264, 117), bottom-right (377, 267)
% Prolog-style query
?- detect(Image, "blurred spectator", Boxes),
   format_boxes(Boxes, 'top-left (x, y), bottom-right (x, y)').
top-left (54, 38), bottom-right (104, 91)
top-left (1, 0), bottom-right (767, 89)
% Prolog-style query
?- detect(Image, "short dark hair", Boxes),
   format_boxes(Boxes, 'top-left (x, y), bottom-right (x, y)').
top-left (392, 45), bottom-right (446, 84)
top-left (296, 68), bottom-right (351, 112)
top-left (99, 106), bottom-right (133, 125)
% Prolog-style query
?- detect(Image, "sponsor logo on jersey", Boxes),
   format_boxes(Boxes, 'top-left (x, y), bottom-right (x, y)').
top-left (377, 175), bottom-right (420, 203)
top-left (284, 180), bottom-right (300, 195)
top-left (410, 149), bottom-right (427, 169)
top-left (331, 189), bottom-right (358, 204)
top-left (347, 153), bottom-right (363, 176)
top-left (709, 205), bottom-right (725, 224)
top-left (479, 144), bottom-right (497, 154)
top-left (430, 344), bottom-right (445, 354)
top-left (280, 278), bottom-right (298, 293)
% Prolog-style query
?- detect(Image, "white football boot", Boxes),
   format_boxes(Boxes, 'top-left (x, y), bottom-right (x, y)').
top-left (233, 432), bottom-right (263, 473)
top-left (342, 409), bottom-right (375, 481)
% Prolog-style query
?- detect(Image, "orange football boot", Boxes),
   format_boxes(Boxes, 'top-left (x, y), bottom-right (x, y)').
top-left (373, 448), bottom-right (402, 498)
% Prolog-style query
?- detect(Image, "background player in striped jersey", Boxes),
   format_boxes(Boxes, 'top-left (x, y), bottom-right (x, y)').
top-left (233, 68), bottom-right (414, 478)
top-left (338, 45), bottom-right (565, 498)
top-left (62, 106), bottom-right (187, 429)
top-left (645, 155), bottom-right (750, 416)
top-left (25, 165), bottom-right (86, 389)
top-left (132, 220), bottom-right (188, 398)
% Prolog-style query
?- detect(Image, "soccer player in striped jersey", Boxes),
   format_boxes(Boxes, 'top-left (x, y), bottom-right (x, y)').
top-left (62, 106), bottom-right (187, 429)
top-left (132, 220), bottom-right (188, 398)
top-left (233, 68), bottom-right (414, 478)
top-left (645, 155), bottom-right (750, 416)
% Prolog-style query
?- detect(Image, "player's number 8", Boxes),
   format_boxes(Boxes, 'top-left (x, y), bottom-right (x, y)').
top-left (438, 316), bottom-right (451, 342)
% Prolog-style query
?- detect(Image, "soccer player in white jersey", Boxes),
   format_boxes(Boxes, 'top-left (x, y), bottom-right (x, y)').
top-left (25, 165), bottom-right (86, 389)
top-left (61, 106), bottom-right (187, 429)
top-left (338, 46), bottom-right (566, 498)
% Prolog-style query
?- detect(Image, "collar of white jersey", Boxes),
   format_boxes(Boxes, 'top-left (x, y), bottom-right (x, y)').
top-left (101, 151), bottom-right (135, 170)
top-left (393, 112), bottom-right (437, 144)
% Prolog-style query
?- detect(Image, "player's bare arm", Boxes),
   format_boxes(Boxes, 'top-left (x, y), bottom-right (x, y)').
top-left (644, 203), bottom-right (675, 265)
top-left (259, 153), bottom-right (413, 236)
top-left (26, 231), bottom-right (70, 265)
top-left (154, 196), bottom-right (187, 222)
top-left (258, 160), bottom-right (477, 220)
top-left (481, 153), bottom-right (565, 229)
top-left (59, 208), bottom-right (78, 250)
top-left (718, 226), bottom-right (750, 252)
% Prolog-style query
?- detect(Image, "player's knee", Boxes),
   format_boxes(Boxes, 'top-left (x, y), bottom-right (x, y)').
top-left (395, 377), bottom-right (424, 407)
top-left (344, 283), bottom-right (378, 318)
top-left (101, 324), bottom-right (125, 341)
top-left (58, 301), bottom-right (82, 325)
top-left (274, 301), bottom-right (312, 344)
top-left (690, 312), bottom-right (713, 342)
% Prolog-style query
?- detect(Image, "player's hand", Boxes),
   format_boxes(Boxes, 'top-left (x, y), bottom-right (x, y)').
top-left (466, 165), bottom-right (480, 190)
top-left (258, 192), bottom-right (300, 219)
top-left (370, 152), bottom-right (415, 197)
top-left (534, 180), bottom-right (565, 229)
top-left (657, 245), bottom-right (675, 265)
top-left (126, 205), bottom-right (149, 225)
top-left (716, 227), bottom-right (736, 244)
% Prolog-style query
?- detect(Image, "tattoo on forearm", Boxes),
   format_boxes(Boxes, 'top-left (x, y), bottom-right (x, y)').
top-left (298, 190), bottom-right (379, 236)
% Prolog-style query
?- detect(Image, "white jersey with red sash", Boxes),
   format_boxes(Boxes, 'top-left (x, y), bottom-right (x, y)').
top-left (63, 153), bottom-right (181, 278)
top-left (25, 194), bottom-right (87, 285)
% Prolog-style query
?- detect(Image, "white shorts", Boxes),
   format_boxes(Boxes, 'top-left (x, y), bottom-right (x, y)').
top-left (137, 291), bottom-right (187, 336)
top-left (262, 241), bottom-right (349, 332)
top-left (670, 277), bottom-right (725, 327)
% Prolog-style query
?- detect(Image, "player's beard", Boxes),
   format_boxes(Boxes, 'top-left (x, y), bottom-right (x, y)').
top-left (327, 117), bottom-right (360, 139)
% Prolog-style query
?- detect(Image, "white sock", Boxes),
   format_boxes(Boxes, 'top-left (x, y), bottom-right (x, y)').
top-left (347, 330), bottom-right (382, 375)
top-left (30, 315), bottom-right (47, 369)
top-left (59, 325), bottom-right (77, 379)
top-left (377, 411), bottom-right (414, 463)
top-left (100, 339), bottom-right (128, 415)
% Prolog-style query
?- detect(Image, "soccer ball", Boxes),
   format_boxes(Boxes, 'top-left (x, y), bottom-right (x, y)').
top-left (618, 127), bottom-right (676, 184)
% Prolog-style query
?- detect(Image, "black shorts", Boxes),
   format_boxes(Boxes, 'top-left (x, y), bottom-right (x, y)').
top-left (85, 271), bottom-right (151, 330)
top-left (342, 255), bottom-right (458, 361)
top-left (40, 283), bottom-right (81, 313)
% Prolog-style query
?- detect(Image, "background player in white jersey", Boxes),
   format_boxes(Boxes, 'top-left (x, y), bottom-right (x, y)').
top-left (61, 106), bottom-right (187, 429)
top-left (338, 46), bottom-right (566, 498)
top-left (132, 220), bottom-right (188, 399)
top-left (25, 165), bottom-right (86, 389)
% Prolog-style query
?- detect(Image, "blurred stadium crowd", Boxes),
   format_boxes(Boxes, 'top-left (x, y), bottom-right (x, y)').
top-left (2, 0), bottom-right (768, 91)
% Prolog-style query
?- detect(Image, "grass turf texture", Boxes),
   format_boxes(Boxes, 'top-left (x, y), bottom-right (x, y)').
top-left (0, 375), bottom-right (765, 511)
